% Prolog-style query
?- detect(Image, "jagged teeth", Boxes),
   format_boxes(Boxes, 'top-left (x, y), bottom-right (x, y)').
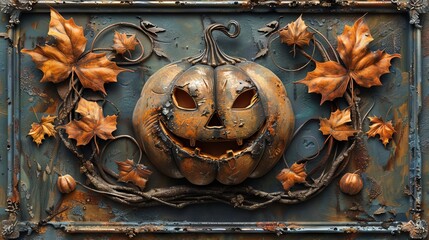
top-left (226, 150), bottom-right (234, 157)
top-left (190, 138), bottom-right (196, 147)
top-left (237, 138), bottom-right (243, 146)
top-left (194, 147), bottom-right (201, 155)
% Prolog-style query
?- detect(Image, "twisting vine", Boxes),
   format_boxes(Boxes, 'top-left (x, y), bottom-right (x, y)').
top-left (23, 10), bottom-right (400, 210)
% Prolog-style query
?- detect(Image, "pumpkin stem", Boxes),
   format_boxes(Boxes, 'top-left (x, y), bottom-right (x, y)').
top-left (187, 20), bottom-right (245, 66)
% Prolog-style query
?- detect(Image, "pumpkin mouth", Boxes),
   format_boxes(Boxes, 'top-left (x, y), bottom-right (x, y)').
top-left (159, 120), bottom-right (265, 160)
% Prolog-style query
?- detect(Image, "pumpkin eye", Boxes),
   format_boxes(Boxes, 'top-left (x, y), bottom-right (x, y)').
top-left (172, 87), bottom-right (197, 110)
top-left (232, 89), bottom-right (258, 109)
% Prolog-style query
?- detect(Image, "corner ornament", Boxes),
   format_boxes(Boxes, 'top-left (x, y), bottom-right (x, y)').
top-left (0, 0), bottom-right (37, 29)
top-left (391, 0), bottom-right (428, 28)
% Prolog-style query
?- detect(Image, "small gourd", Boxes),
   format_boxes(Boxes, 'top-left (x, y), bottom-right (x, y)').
top-left (57, 174), bottom-right (76, 194)
top-left (339, 172), bottom-right (363, 195)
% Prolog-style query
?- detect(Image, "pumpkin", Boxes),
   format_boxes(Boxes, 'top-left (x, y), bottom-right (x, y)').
top-left (133, 21), bottom-right (294, 185)
top-left (339, 172), bottom-right (363, 195)
top-left (57, 174), bottom-right (77, 194)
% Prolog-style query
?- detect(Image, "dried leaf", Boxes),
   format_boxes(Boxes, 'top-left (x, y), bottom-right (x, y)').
top-left (276, 163), bottom-right (307, 191)
top-left (28, 115), bottom-right (57, 146)
top-left (373, 206), bottom-right (387, 215)
top-left (366, 116), bottom-right (395, 147)
top-left (253, 47), bottom-right (269, 60)
top-left (64, 98), bottom-right (117, 146)
top-left (112, 32), bottom-right (139, 55)
top-left (319, 109), bottom-right (357, 141)
top-left (258, 20), bottom-right (279, 36)
top-left (153, 47), bottom-right (169, 59)
top-left (297, 61), bottom-right (349, 104)
top-left (116, 159), bottom-right (152, 189)
top-left (75, 52), bottom-right (129, 94)
top-left (147, 26), bottom-right (166, 34)
top-left (21, 8), bottom-right (129, 94)
top-left (297, 17), bottom-right (400, 104)
top-left (142, 21), bottom-right (165, 35)
top-left (279, 15), bottom-right (314, 47)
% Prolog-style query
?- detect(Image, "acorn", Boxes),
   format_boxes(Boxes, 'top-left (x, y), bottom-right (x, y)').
top-left (339, 172), bottom-right (363, 195)
top-left (57, 174), bottom-right (76, 194)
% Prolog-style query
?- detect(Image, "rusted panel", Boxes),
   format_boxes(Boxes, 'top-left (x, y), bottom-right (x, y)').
top-left (0, 1), bottom-right (427, 239)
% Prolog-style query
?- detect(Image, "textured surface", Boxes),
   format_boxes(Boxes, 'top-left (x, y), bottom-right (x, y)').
top-left (0, 8), bottom-right (422, 239)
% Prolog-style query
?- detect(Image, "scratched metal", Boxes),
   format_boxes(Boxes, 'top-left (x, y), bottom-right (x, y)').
top-left (0, 2), bottom-right (425, 239)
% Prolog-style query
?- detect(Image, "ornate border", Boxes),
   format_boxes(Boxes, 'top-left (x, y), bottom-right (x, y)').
top-left (1, 1), bottom-right (427, 239)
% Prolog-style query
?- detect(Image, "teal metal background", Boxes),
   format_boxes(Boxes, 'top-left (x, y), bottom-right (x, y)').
top-left (0, 1), bottom-right (427, 239)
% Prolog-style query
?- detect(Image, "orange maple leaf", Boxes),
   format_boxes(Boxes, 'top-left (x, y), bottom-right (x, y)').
top-left (366, 116), bottom-right (395, 147)
top-left (276, 163), bottom-right (307, 191)
top-left (28, 115), bottom-right (57, 146)
top-left (116, 159), bottom-right (152, 189)
top-left (279, 15), bottom-right (314, 48)
top-left (21, 8), bottom-right (129, 94)
top-left (112, 32), bottom-right (139, 55)
top-left (297, 17), bottom-right (400, 104)
top-left (64, 98), bottom-right (117, 146)
top-left (319, 109), bottom-right (357, 141)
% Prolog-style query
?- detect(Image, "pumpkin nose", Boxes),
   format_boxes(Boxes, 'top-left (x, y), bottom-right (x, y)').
top-left (206, 111), bottom-right (225, 129)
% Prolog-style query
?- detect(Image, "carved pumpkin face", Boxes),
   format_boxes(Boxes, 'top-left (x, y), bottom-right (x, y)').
top-left (133, 21), bottom-right (294, 185)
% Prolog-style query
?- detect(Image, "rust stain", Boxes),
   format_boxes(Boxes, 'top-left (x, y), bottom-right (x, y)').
top-left (37, 225), bottom-right (48, 234)
top-left (31, 21), bottom-right (38, 29)
top-left (32, 97), bottom-right (59, 115)
top-left (53, 190), bottom-right (114, 222)
top-left (423, 20), bottom-right (429, 57)
top-left (0, 187), bottom-right (6, 208)
top-left (256, 222), bottom-right (287, 232)
top-left (364, 102), bottom-right (409, 207)
top-left (384, 103), bottom-right (409, 171)
top-left (343, 227), bottom-right (358, 233)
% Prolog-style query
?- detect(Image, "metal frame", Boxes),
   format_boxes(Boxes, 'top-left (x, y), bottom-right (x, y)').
top-left (0, 0), bottom-right (427, 238)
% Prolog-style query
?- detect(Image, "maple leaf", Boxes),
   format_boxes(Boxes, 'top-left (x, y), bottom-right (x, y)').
top-left (116, 159), bottom-right (152, 189)
top-left (276, 163), bottom-right (307, 191)
top-left (64, 98), bottom-right (117, 146)
top-left (112, 32), bottom-right (139, 55)
top-left (366, 116), bottom-right (395, 147)
top-left (21, 8), bottom-right (129, 94)
top-left (279, 15), bottom-right (314, 48)
top-left (319, 109), bottom-right (357, 141)
top-left (297, 17), bottom-right (400, 104)
top-left (28, 115), bottom-right (57, 146)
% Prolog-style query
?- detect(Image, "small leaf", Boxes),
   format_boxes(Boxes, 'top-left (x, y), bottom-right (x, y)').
top-left (253, 47), bottom-right (269, 60)
top-left (297, 61), bottom-right (349, 104)
top-left (28, 115), bottom-right (57, 146)
top-left (258, 20), bottom-right (279, 36)
top-left (153, 47), bottom-right (169, 59)
top-left (276, 163), bottom-right (307, 191)
top-left (142, 21), bottom-right (165, 36)
top-left (116, 159), bottom-right (152, 189)
top-left (147, 27), bottom-right (166, 34)
top-left (373, 206), bottom-right (386, 215)
top-left (112, 32), bottom-right (139, 55)
top-left (64, 98), bottom-right (117, 146)
top-left (319, 109), bottom-right (357, 141)
top-left (75, 52), bottom-right (130, 94)
top-left (279, 15), bottom-right (314, 47)
top-left (366, 116), bottom-right (395, 147)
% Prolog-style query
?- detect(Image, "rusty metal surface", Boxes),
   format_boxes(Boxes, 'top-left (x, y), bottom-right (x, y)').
top-left (0, 1), bottom-right (427, 239)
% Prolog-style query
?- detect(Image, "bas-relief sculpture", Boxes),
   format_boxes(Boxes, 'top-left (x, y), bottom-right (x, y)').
top-left (0, 1), bottom-right (426, 238)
